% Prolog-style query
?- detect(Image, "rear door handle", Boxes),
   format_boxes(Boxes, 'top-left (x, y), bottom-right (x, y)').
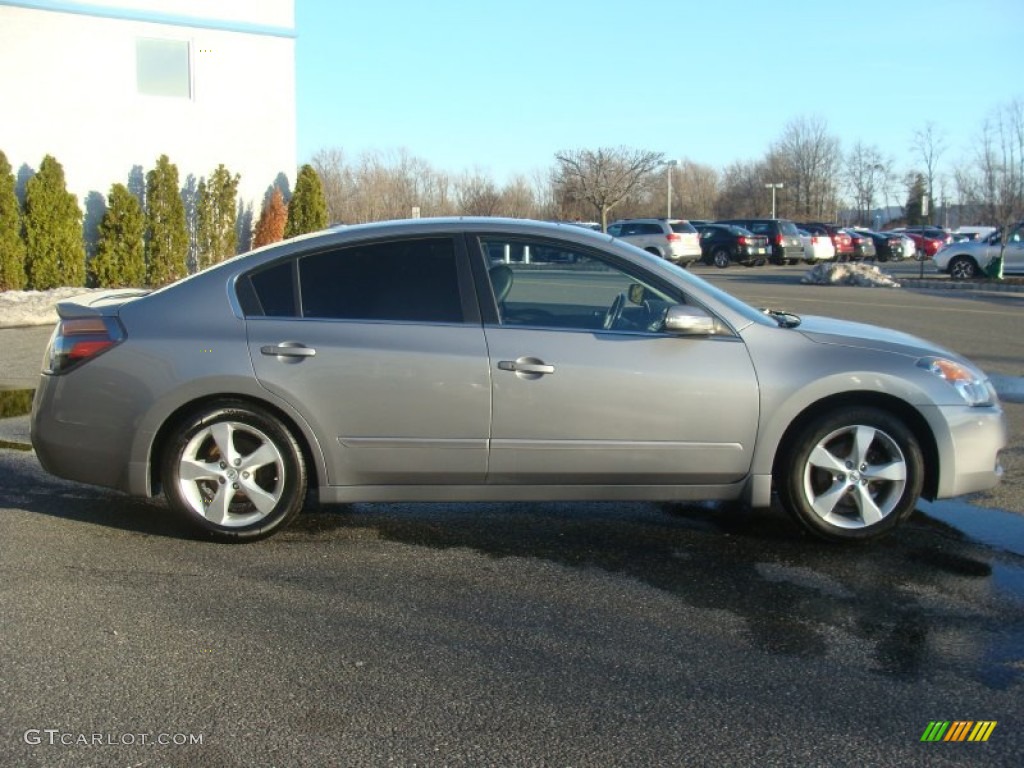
top-left (261, 343), bottom-right (316, 358)
top-left (498, 358), bottom-right (555, 375)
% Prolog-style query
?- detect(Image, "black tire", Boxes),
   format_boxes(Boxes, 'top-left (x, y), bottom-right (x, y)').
top-left (948, 255), bottom-right (980, 280)
top-left (712, 248), bottom-right (731, 269)
top-left (776, 407), bottom-right (924, 542)
top-left (162, 401), bottom-right (307, 542)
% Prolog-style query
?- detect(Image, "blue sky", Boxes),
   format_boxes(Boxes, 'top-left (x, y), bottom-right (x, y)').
top-left (295, 0), bottom-right (1024, 182)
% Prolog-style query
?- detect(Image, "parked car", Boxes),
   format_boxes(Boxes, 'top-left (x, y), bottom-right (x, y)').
top-left (694, 223), bottom-right (769, 268)
top-left (715, 218), bottom-right (804, 265)
top-left (851, 229), bottom-right (906, 262)
top-left (844, 229), bottom-right (877, 261)
top-left (951, 226), bottom-right (997, 243)
top-left (932, 222), bottom-right (1024, 278)
top-left (607, 218), bottom-right (702, 265)
top-left (881, 231), bottom-right (917, 262)
top-left (800, 222), bottom-right (854, 262)
top-left (796, 224), bottom-right (837, 263)
top-left (30, 218), bottom-right (1006, 544)
top-left (890, 226), bottom-right (952, 259)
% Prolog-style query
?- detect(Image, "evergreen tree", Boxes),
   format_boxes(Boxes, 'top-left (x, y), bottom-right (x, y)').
top-left (196, 164), bottom-right (240, 269)
top-left (0, 150), bottom-right (27, 291)
top-left (145, 154), bottom-right (188, 286)
top-left (91, 183), bottom-right (146, 287)
top-left (252, 187), bottom-right (288, 248)
top-left (23, 155), bottom-right (85, 289)
top-left (905, 173), bottom-right (928, 225)
top-left (284, 164), bottom-right (327, 238)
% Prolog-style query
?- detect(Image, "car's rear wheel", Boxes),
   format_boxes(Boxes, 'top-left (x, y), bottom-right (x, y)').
top-left (777, 407), bottom-right (923, 542)
top-left (948, 255), bottom-right (980, 280)
top-left (162, 402), bottom-right (307, 541)
top-left (712, 248), bottom-right (731, 269)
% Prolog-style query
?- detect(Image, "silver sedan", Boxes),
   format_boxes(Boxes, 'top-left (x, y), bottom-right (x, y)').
top-left (31, 218), bottom-right (1007, 542)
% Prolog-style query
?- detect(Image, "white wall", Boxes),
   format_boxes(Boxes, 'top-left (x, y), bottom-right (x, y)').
top-left (0, 1), bottom-right (296, 221)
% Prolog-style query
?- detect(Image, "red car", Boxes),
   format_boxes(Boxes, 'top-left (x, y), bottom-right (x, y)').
top-left (800, 222), bottom-right (853, 261)
top-left (894, 226), bottom-right (952, 259)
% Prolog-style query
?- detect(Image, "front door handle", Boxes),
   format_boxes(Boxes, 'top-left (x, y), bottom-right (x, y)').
top-left (261, 343), bottom-right (317, 358)
top-left (498, 357), bottom-right (555, 376)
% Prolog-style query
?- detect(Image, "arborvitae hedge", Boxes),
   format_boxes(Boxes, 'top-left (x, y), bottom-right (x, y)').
top-left (23, 155), bottom-right (84, 289)
top-left (197, 164), bottom-right (240, 269)
top-left (284, 164), bottom-right (327, 238)
top-left (0, 150), bottom-right (27, 291)
top-left (252, 187), bottom-right (288, 248)
top-left (91, 183), bottom-right (146, 287)
top-left (145, 154), bottom-right (188, 287)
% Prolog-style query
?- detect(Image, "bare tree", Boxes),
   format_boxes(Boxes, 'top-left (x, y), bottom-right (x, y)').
top-left (771, 116), bottom-right (842, 219)
top-left (453, 169), bottom-right (502, 215)
top-left (714, 159), bottom-right (768, 218)
top-left (910, 121), bottom-right (947, 224)
top-left (845, 142), bottom-right (892, 226)
top-left (310, 147), bottom-right (349, 224)
top-left (553, 147), bottom-right (664, 230)
top-left (499, 175), bottom-right (537, 219)
top-left (974, 99), bottom-right (1024, 276)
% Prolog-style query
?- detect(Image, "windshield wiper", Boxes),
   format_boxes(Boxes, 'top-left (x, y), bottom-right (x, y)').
top-left (761, 307), bottom-right (802, 328)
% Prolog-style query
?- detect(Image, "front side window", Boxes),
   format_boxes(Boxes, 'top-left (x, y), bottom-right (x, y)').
top-left (482, 238), bottom-right (678, 333)
top-left (298, 237), bottom-right (463, 323)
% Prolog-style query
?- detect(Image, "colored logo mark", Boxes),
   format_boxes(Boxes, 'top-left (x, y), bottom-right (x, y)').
top-left (920, 721), bottom-right (997, 742)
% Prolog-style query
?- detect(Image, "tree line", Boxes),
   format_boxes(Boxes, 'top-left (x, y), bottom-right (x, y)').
top-left (2, 96), bottom-right (1021, 292)
top-left (311, 99), bottom-right (1023, 234)
top-left (0, 153), bottom-right (328, 291)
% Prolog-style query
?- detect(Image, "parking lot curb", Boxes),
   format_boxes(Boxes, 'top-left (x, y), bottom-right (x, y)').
top-left (899, 278), bottom-right (1024, 294)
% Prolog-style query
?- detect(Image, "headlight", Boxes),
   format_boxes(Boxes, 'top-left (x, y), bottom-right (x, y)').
top-left (917, 357), bottom-right (994, 406)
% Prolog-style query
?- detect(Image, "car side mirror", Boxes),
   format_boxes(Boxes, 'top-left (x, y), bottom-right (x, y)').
top-left (662, 305), bottom-right (716, 335)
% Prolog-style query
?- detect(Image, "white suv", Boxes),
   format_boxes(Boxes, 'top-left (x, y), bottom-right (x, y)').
top-left (607, 218), bottom-right (702, 265)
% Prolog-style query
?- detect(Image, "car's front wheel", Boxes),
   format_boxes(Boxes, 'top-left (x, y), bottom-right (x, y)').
top-left (948, 255), bottom-right (980, 280)
top-left (777, 408), bottom-right (923, 542)
top-left (712, 248), bottom-right (731, 269)
top-left (162, 401), bottom-right (307, 541)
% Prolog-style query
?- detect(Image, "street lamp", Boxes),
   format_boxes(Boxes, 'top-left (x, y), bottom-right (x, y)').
top-left (664, 160), bottom-right (678, 219)
top-left (764, 182), bottom-right (783, 218)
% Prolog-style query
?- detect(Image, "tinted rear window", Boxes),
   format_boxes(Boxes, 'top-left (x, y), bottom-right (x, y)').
top-left (778, 221), bottom-right (800, 236)
top-left (298, 237), bottom-right (463, 323)
top-left (669, 221), bottom-right (697, 234)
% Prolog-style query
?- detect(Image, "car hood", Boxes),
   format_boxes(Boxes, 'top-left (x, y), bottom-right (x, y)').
top-left (795, 314), bottom-right (959, 360)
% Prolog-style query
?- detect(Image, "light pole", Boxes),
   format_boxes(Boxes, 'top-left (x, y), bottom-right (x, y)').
top-left (764, 182), bottom-right (783, 218)
top-left (664, 160), bottom-right (678, 219)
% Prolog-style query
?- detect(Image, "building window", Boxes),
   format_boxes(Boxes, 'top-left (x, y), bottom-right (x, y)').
top-left (136, 38), bottom-right (191, 98)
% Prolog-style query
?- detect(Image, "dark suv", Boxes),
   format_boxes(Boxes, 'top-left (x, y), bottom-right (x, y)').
top-left (716, 218), bottom-right (804, 265)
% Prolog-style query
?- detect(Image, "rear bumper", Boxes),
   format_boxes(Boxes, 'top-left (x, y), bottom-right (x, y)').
top-left (31, 374), bottom-right (134, 492)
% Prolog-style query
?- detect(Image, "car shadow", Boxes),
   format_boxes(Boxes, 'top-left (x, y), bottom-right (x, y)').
top-left (6, 448), bottom-right (1021, 687)
top-left (0, 451), bottom-right (200, 540)
top-left (285, 497), bottom-right (1021, 687)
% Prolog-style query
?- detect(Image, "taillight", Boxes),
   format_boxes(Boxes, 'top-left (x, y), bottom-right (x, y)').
top-left (775, 234), bottom-right (784, 245)
top-left (45, 316), bottom-right (125, 374)
top-left (737, 236), bottom-right (748, 245)
top-left (666, 233), bottom-right (681, 242)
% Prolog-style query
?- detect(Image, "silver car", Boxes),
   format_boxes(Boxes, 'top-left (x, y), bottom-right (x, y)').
top-left (31, 218), bottom-right (1006, 543)
top-left (932, 222), bottom-right (1024, 279)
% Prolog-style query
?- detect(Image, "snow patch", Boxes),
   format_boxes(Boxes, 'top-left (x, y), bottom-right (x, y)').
top-left (0, 288), bottom-right (109, 329)
top-left (801, 262), bottom-right (901, 288)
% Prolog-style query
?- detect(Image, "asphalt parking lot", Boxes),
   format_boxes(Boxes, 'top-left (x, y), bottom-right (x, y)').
top-left (1, 266), bottom-right (1022, 767)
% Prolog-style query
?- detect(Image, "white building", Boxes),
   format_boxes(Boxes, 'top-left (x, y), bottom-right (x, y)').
top-left (0, 0), bottom-right (296, 233)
